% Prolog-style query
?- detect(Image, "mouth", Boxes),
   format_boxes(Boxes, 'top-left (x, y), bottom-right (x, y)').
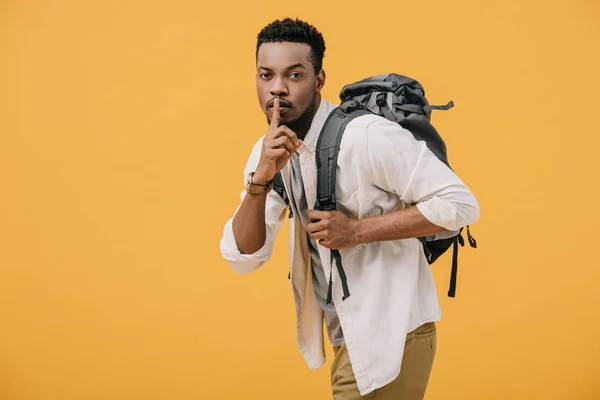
top-left (269, 106), bottom-right (291, 114)
top-left (268, 99), bottom-right (292, 110)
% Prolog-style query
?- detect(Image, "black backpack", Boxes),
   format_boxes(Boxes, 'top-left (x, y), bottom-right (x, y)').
top-left (273, 73), bottom-right (476, 303)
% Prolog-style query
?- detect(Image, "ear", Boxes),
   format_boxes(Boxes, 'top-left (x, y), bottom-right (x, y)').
top-left (316, 69), bottom-right (326, 92)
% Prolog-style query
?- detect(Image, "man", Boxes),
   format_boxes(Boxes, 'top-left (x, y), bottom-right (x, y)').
top-left (220, 18), bottom-right (479, 399)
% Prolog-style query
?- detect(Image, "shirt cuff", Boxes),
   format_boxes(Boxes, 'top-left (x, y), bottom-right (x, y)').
top-left (416, 196), bottom-right (462, 232)
top-left (220, 217), bottom-right (274, 274)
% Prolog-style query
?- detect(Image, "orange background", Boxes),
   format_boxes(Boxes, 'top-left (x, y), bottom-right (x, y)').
top-left (1, 0), bottom-right (599, 399)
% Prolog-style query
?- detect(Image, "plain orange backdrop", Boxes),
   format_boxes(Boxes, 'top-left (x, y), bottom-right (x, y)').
top-left (1, 0), bottom-right (599, 399)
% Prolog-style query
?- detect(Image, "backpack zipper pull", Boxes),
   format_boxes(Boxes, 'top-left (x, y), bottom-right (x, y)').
top-left (466, 225), bottom-right (477, 248)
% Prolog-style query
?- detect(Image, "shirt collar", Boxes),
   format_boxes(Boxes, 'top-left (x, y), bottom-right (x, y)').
top-left (300, 99), bottom-right (339, 153)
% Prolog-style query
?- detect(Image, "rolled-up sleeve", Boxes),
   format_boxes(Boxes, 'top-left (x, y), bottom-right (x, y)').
top-left (219, 138), bottom-right (288, 274)
top-left (366, 119), bottom-right (480, 231)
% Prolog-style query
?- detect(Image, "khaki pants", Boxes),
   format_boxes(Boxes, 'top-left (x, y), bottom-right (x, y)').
top-left (331, 322), bottom-right (437, 400)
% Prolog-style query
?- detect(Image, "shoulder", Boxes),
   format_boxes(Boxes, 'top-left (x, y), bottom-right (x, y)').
top-left (320, 99), bottom-right (340, 115)
top-left (344, 113), bottom-right (421, 150)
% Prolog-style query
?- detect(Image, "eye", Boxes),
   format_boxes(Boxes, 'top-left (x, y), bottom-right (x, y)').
top-left (259, 72), bottom-right (272, 79)
top-left (290, 72), bottom-right (302, 79)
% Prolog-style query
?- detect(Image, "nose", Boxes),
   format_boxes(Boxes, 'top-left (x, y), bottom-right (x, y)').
top-left (269, 76), bottom-right (288, 97)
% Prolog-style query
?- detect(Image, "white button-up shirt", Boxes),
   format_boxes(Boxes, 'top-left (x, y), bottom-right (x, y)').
top-left (220, 99), bottom-right (480, 396)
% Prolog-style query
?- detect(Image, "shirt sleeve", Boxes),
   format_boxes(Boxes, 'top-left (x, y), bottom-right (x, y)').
top-left (219, 137), bottom-right (289, 274)
top-left (365, 118), bottom-right (480, 231)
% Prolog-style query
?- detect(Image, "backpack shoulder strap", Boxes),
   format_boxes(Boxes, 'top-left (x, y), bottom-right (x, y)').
top-left (314, 101), bottom-right (371, 304)
top-left (314, 102), bottom-right (372, 211)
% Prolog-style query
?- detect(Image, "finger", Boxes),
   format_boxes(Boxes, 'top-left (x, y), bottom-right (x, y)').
top-left (318, 239), bottom-right (331, 249)
top-left (274, 126), bottom-right (300, 146)
top-left (267, 136), bottom-right (297, 158)
top-left (270, 136), bottom-right (298, 156)
top-left (271, 136), bottom-right (296, 153)
top-left (268, 147), bottom-right (289, 159)
top-left (270, 98), bottom-right (280, 130)
top-left (307, 209), bottom-right (330, 222)
top-left (306, 219), bottom-right (326, 234)
top-left (310, 230), bottom-right (328, 241)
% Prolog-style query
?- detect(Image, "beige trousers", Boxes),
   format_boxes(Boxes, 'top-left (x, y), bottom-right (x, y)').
top-left (331, 322), bottom-right (437, 400)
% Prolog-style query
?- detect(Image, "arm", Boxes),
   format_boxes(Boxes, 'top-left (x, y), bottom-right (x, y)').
top-left (353, 205), bottom-right (445, 244)
top-left (231, 98), bottom-right (301, 254)
top-left (306, 118), bottom-right (479, 249)
top-left (306, 206), bottom-right (444, 249)
top-left (220, 99), bottom-right (302, 273)
top-left (232, 188), bottom-right (269, 255)
top-left (362, 118), bottom-right (479, 236)
top-left (219, 139), bottom-right (289, 273)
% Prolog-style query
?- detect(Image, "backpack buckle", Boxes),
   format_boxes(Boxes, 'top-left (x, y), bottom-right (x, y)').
top-left (340, 101), bottom-right (361, 113)
top-left (316, 195), bottom-right (336, 211)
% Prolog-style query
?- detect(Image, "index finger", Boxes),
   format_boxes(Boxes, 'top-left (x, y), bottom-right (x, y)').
top-left (270, 98), bottom-right (280, 129)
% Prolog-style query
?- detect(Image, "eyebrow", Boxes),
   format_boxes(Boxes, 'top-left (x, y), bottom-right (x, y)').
top-left (258, 63), bottom-right (307, 71)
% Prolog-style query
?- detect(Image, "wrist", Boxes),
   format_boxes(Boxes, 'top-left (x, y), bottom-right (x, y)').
top-left (351, 218), bottom-right (366, 246)
top-left (246, 171), bottom-right (273, 195)
top-left (252, 168), bottom-right (272, 186)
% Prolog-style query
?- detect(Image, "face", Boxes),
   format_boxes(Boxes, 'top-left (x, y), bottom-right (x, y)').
top-left (256, 42), bottom-right (325, 130)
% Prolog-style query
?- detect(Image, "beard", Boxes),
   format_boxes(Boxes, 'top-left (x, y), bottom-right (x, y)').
top-left (266, 90), bottom-right (319, 135)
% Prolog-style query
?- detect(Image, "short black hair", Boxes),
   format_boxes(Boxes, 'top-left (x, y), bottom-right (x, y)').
top-left (256, 18), bottom-right (326, 74)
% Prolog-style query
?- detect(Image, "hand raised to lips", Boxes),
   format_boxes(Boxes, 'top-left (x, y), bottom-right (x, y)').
top-left (254, 98), bottom-right (303, 184)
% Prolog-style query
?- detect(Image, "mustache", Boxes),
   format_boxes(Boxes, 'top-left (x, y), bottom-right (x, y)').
top-left (267, 98), bottom-right (292, 108)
